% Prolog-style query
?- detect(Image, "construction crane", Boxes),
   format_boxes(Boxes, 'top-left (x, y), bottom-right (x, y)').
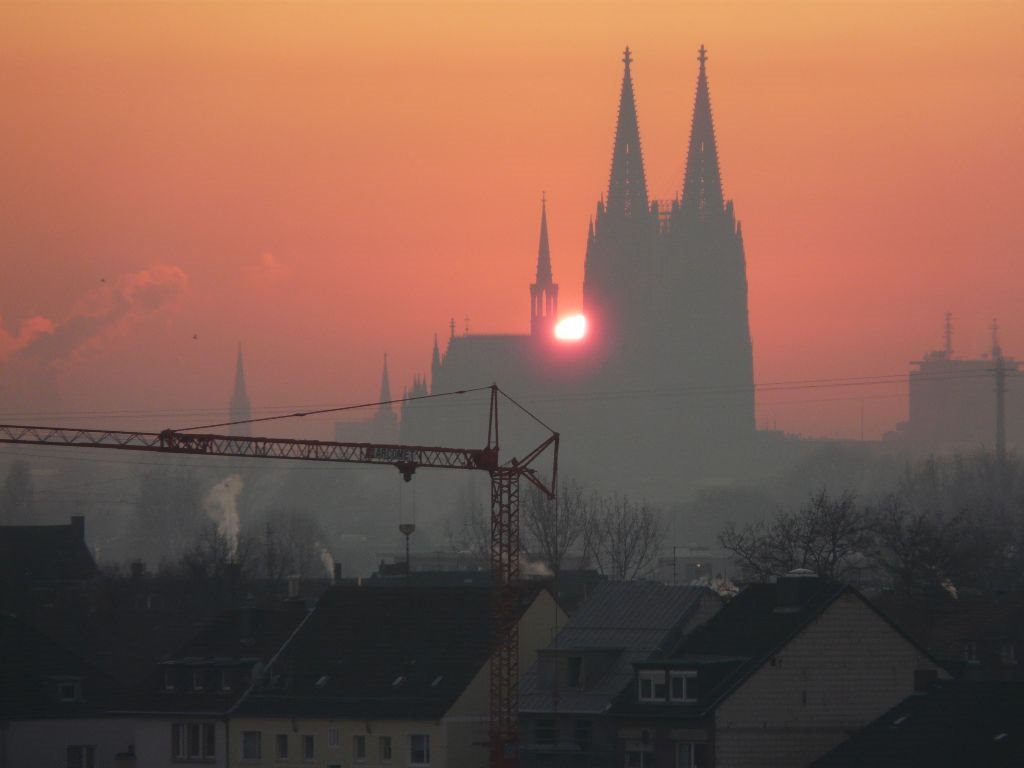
top-left (0, 383), bottom-right (558, 768)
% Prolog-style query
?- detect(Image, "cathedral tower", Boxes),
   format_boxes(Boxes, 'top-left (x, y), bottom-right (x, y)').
top-left (583, 47), bottom-right (656, 357)
top-left (530, 195), bottom-right (559, 338)
top-left (229, 344), bottom-right (252, 438)
top-left (660, 45), bottom-right (755, 440)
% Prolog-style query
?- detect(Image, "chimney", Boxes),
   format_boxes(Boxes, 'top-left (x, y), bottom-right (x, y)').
top-left (239, 606), bottom-right (252, 642)
top-left (287, 573), bottom-right (300, 599)
top-left (775, 568), bottom-right (819, 613)
top-left (333, 562), bottom-right (343, 585)
top-left (70, 515), bottom-right (85, 541)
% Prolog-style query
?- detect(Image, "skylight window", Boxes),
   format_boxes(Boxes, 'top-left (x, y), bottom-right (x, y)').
top-left (392, 676), bottom-right (406, 687)
top-left (315, 676), bottom-right (329, 689)
top-left (431, 676), bottom-right (443, 687)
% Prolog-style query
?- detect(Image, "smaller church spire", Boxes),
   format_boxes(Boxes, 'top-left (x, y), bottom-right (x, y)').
top-left (379, 354), bottom-right (394, 414)
top-left (536, 192), bottom-right (553, 286)
top-left (530, 194), bottom-right (559, 337)
top-left (229, 343), bottom-right (252, 437)
top-left (430, 333), bottom-right (442, 394)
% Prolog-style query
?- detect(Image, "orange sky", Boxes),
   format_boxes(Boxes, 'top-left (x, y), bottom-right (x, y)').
top-left (1, 1), bottom-right (1022, 442)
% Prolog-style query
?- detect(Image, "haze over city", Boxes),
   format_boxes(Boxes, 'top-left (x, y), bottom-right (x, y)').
top-left (2, 0), bottom-right (1022, 442)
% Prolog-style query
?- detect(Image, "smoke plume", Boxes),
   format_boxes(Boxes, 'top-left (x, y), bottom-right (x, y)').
top-left (204, 474), bottom-right (243, 561)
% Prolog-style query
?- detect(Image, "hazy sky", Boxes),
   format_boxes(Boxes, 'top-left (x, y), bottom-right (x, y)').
top-left (1, 0), bottom-right (1021, 441)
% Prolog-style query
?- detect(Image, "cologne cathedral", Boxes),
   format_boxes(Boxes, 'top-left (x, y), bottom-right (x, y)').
top-left (400, 47), bottom-right (755, 500)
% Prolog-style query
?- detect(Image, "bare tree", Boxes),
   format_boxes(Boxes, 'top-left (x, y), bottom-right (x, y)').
top-left (442, 481), bottom-right (490, 562)
top-left (0, 460), bottom-right (34, 524)
top-left (172, 521), bottom-right (254, 580)
top-left (719, 490), bottom-right (872, 582)
top-left (591, 495), bottom-right (664, 581)
top-left (251, 507), bottom-right (331, 581)
top-left (521, 480), bottom-right (589, 575)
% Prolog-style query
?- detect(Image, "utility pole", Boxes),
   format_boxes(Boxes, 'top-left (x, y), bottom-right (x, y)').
top-left (992, 320), bottom-right (1007, 466)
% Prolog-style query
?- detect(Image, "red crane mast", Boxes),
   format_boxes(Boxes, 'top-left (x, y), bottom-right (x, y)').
top-left (0, 384), bottom-right (558, 768)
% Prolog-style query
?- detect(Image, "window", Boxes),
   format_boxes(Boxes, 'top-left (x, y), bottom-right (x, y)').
top-left (275, 734), bottom-right (289, 760)
top-left (625, 740), bottom-right (655, 768)
top-left (638, 670), bottom-right (667, 701)
top-left (192, 668), bottom-right (206, 691)
top-left (172, 722), bottom-right (215, 762)
top-left (66, 746), bottom-right (95, 768)
top-left (57, 680), bottom-right (80, 702)
top-left (964, 641), bottom-right (979, 663)
top-left (242, 731), bottom-right (261, 760)
top-left (1002, 643), bottom-right (1017, 665)
top-left (303, 735), bottom-right (315, 760)
top-left (410, 734), bottom-right (431, 765)
top-left (379, 735), bottom-right (392, 761)
top-left (163, 668), bottom-right (176, 691)
top-left (220, 669), bottom-right (232, 692)
top-left (353, 734), bottom-right (366, 761)
top-left (574, 720), bottom-right (592, 751)
top-left (328, 727), bottom-right (340, 749)
top-left (534, 719), bottom-right (555, 745)
top-left (567, 655), bottom-right (583, 688)
top-left (669, 671), bottom-right (697, 702)
top-left (677, 741), bottom-right (706, 768)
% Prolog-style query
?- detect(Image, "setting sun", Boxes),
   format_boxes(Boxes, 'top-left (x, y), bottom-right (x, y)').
top-left (554, 314), bottom-right (587, 341)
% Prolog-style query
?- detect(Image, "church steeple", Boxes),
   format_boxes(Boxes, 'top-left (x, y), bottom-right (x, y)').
top-left (606, 46), bottom-right (649, 218)
top-left (378, 354), bottom-right (393, 413)
top-left (680, 45), bottom-right (725, 220)
top-left (536, 193), bottom-right (553, 285)
top-left (430, 334), bottom-right (442, 393)
top-left (530, 194), bottom-right (559, 337)
top-left (229, 344), bottom-right (251, 437)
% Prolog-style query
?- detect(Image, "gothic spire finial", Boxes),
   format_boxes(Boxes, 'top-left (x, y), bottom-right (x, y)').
top-left (535, 193), bottom-right (553, 285)
top-left (606, 46), bottom-right (649, 218)
top-left (681, 45), bottom-right (725, 220)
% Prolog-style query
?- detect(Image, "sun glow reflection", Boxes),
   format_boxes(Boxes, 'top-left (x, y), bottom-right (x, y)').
top-left (554, 314), bottom-right (587, 341)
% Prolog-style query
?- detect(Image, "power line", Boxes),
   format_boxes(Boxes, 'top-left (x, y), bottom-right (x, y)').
top-left (0, 366), bottom-right (1011, 426)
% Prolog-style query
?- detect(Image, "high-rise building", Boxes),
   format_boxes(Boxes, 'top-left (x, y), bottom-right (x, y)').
top-left (404, 48), bottom-right (756, 498)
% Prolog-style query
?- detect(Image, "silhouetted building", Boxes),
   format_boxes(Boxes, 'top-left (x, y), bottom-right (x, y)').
top-left (0, 515), bottom-right (97, 611)
top-left (888, 317), bottom-right (1023, 452)
top-left (229, 344), bottom-right (252, 438)
top-left (335, 354), bottom-right (400, 444)
top-left (403, 47), bottom-right (755, 497)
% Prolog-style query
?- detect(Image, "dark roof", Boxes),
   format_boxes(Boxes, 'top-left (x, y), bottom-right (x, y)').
top-left (612, 576), bottom-right (852, 718)
top-left (127, 603), bottom-right (309, 714)
top-left (0, 612), bottom-right (123, 719)
top-left (520, 583), bottom-right (715, 715)
top-left (0, 516), bottom-right (96, 585)
top-left (873, 592), bottom-right (1024, 680)
top-left (239, 584), bottom-right (546, 720)
top-left (811, 681), bottom-right (1024, 767)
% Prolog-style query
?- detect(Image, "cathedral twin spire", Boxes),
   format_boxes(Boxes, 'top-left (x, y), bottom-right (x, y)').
top-left (606, 47), bottom-right (650, 219)
top-left (680, 45), bottom-right (725, 220)
top-left (603, 44), bottom-right (725, 220)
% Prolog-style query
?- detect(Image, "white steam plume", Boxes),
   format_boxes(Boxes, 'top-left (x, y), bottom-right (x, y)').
top-left (204, 474), bottom-right (243, 561)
